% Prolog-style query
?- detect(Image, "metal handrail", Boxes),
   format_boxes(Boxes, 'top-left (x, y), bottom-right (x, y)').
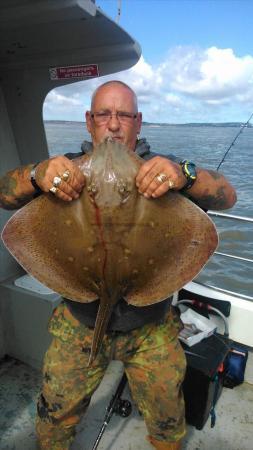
top-left (214, 251), bottom-right (253, 264)
top-left (209, 210), bottom-right (253, 223)
top-left (208, 211), bottom-right (253, 264)
top-left (192, 280), bottom-right (253, 301)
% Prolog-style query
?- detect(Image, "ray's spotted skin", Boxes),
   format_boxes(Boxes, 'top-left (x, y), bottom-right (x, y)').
top-left (2, 140), bottom-right (218, 365)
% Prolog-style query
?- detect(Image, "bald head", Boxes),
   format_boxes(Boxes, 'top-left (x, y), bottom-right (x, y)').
top-left (90, 81), bottom-right (138, 112)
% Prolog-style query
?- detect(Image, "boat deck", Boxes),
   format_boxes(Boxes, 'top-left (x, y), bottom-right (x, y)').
top-left (1, 357), bottom-right (253, 450)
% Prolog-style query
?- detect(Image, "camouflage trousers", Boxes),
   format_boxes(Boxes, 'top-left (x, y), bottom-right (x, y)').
top-left (36, 302), bottom-right (186, 450)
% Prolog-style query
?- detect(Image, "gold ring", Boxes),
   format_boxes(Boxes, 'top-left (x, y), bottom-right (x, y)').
top-left (155, 173), bottom-right (168, 184)
top-left (62, 170), bottom-right (70, 182)
top-left (53, 176), bottom-right (62, 187)
top-left (49, 186), bottom-right (58, 195)
top-left (168, 179), bottom-right (175, 189)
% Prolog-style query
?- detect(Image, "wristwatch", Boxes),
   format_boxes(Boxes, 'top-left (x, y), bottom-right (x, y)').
top-left (30, 163), bottom-right (42, 193)
top-left (180, 160), bottom-right (197, 190)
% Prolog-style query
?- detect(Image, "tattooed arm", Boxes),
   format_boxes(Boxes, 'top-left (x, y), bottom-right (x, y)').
top-left (0, 164), bottom-right (36, 210)
top-left (136, 156), bottom-right (237, 210)
top-left (186, 168), bottom-right (237, 210)
top-left (0, 157), bottom-right (85, 210)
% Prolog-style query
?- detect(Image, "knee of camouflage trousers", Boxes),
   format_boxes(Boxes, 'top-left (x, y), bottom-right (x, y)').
top-left (36, 393), bottom-right (91, 450)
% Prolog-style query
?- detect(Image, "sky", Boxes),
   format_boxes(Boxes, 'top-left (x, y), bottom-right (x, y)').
top-left (43, 0), bottom-right (253, 124)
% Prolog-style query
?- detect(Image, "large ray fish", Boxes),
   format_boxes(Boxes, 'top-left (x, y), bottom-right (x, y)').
top-left (2, 139), bottom-right (218, 364)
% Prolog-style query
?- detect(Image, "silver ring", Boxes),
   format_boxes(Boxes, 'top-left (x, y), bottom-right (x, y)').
top-left (62, 170), bottom-right (70, 182)
top-left (49, 186), bottom-right (58, 195)
top-left (156, 173), bottom-right (167, 184)
top-left (53, 176), bottom-right (62, 187)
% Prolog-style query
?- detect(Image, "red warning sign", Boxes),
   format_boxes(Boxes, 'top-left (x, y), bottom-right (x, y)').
top-left (49, 64), bottom-right (99, 80)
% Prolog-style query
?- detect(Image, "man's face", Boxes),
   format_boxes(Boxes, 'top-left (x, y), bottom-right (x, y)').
top-left (86, 84), bottom-right (142, 151)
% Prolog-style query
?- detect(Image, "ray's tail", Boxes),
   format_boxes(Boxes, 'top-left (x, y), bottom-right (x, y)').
top-left (88, 298), bottom-right (113, 366)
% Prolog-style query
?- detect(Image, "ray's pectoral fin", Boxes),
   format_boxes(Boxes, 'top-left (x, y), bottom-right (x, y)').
top-left (88, 294), bottom-right (115, 366)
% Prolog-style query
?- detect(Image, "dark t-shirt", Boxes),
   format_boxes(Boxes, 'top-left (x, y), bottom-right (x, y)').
top-left (64, 139), bottom-right (182, 332)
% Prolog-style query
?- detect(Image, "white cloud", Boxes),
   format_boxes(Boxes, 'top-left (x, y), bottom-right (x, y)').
top-left (43, 90), bottom-right (84, 120)
top-left (167, 46), bottom-right (253, 101)
top-left (45, 91), bottom-right (82, 107)
top-left (43, 46), bottom-right (253, 123)
top-left (165, 93), bottom-right (183, 107)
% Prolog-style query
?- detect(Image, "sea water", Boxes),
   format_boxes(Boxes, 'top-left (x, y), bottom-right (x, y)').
top-left (44, 122), bottom-right (253, 298)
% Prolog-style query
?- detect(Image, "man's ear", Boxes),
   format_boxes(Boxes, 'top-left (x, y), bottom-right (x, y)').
top-left (85, 111), bottom-right (92, 133)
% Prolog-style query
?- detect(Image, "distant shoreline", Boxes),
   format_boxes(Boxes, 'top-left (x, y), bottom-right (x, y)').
top-left (44, 120), bottom-right (252, 128)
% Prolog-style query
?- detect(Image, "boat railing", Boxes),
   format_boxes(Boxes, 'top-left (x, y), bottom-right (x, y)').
top-left (209, 211), bottom-right (253, 223)
top-left (208, 210), bottom-right (253, 265)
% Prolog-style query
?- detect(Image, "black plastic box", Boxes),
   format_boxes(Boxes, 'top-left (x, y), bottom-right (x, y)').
top-left (182, 333), bottom-right (231, 430)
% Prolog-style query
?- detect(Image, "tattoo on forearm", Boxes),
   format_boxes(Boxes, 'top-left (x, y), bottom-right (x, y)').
top-left (0, 195), bottom-right (32, 210)
top-left (0, 173), bottom-right (17, 197)
top-left (197, 186), bottom-right (228, 209)
top-left (0, 167), bottom-right (34, 210)
top-left (0, 191), bottom-right (33, 209)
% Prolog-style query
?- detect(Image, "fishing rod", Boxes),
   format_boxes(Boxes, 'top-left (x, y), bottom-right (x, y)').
top-left (91, 372), bottom-right (132, 450)
top-left (216, 111), bottom-right (253, 171)
top-left (116, 0), bottom-right (122, 23)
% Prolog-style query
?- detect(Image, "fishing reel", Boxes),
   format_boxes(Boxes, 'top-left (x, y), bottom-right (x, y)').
top-left (113, 398), bottom-right (132, 417)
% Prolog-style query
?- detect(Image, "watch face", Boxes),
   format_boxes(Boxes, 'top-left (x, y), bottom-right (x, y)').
top-left (187, 162), bottom-right (197, 179)
top-left (180, 160), bottom-right (197, 190)
top-left (184, 161), bottom-right (196, 180)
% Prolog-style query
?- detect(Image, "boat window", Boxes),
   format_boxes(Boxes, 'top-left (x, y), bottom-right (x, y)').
top-left (43, 86), bottom-right (92, 157)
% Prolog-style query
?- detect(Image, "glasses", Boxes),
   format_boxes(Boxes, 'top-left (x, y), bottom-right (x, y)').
top-left (90, 110), bottom-right (138, 125)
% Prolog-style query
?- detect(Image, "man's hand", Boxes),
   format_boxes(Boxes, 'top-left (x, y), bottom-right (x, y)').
top-left (35, 156), bottom-right (85, 202)
top-left (135, 155), bottom-right (237, 211)
top-left (136, 156), bottom-right (185, 198)
top-left (0, 156), bottom-right (86, 210)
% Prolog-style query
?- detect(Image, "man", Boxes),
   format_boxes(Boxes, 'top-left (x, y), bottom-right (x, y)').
top-left (0, 81), bottom-right (236, 450)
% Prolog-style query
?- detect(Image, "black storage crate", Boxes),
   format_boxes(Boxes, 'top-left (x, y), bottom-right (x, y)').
top-left (182, 333), bottom-right (231, 430)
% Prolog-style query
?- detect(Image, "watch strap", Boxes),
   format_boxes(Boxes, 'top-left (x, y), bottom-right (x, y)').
top-left (30, 163), bottom-right (42, 193)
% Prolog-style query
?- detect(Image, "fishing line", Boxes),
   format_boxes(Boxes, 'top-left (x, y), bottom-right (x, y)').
top-left (216, 111), bottom-right (253, 171)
